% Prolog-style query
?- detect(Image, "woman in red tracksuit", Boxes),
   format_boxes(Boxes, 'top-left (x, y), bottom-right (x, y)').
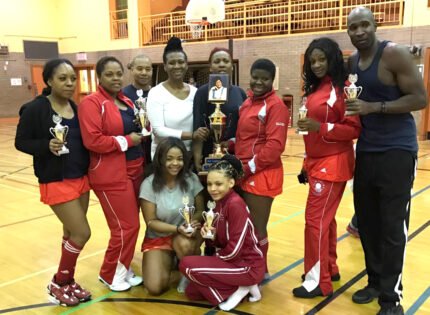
top-left (78, 56), bottom-right (144, 292)
top-left (179, 155), bottom-right (264, 311)
top-left (292, 38), bottom-right (361, 298)
top-left (230, 58), bottom-right (289, 278)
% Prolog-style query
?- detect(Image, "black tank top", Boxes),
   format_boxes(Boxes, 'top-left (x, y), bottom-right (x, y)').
top-left (352, 40), bottom-right (417, 153)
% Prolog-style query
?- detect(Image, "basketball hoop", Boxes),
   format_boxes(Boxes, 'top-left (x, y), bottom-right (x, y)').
top-left (189, 20), bottom-right (210, 39)
top-left (186, 0), bottom-right (225, 39)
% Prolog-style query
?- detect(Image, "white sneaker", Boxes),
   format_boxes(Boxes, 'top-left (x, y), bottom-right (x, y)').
top-left (177, 276), bottom-right (189, 293)
top-left (98, 275), bottom-right (131, 292)
top-left (126, 269), bottom-right (143, 287)
top-left (98, 263), bottom-right (131, 292)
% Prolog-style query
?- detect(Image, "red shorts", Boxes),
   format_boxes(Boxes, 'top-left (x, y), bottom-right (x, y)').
top-left (141, 235), bottom-right (173, 253)
top-left (39, 176), bottom-right (90, 206)
top-left (240, 166), bottom-right (283, 198)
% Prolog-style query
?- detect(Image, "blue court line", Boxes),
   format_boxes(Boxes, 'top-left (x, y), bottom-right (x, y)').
top-left (406, 287), bottom-right (430, 315)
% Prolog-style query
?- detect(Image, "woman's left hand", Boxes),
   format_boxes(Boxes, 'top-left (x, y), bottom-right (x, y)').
top-left (297, 117), bottom-right (320, 132)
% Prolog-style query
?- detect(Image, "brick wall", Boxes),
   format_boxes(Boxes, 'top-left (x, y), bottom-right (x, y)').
top-left (1, 25), bottom-right (429, 125)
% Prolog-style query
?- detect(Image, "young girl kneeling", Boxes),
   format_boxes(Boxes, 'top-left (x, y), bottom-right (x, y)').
top-left (179, 155), bottom-right (264, 311)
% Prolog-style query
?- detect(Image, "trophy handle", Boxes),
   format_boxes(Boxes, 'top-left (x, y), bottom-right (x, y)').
top-left (356, 86), bottom-right (363, 98)
top-left (49, 127), bottom-right (56, 139)
top-left (63, 125), bottom-right (69, 141)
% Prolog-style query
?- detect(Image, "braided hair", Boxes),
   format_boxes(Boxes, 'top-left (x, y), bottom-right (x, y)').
top-left (208, 154), bottom-right (243, 181)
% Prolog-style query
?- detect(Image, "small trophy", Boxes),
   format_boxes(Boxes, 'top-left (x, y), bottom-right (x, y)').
top-left (49, 114), bottom-right (69, 155)
top-left (297, 97), bottom-right (308, 135)
top-left (344, 74), bottom-right (363, 116)
top-left (179, 195), bottom-right (195, 233)
top-left (135, 89), bottom-right (151, 136)
top-left (202, 201), bottom-right (219, 239)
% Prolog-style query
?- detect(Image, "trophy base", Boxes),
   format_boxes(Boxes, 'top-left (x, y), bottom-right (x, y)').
top-left (201, 155), bottom-right (223, 172)
top-left (184, 226), bottom-right (194, 233)
top-left (345, 111), bottom-right (355, 116)
top-left (202, 231), bottom-right (214, 239)
top-left (296, 129), bottom-right (308, 135)
top-left (58, 146), bottom-right (69, 155)
top-left (139, 129), bottom-right (151, 137)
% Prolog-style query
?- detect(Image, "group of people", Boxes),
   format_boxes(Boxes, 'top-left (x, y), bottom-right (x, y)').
top-left (14, 6), bottom-right (427, 315)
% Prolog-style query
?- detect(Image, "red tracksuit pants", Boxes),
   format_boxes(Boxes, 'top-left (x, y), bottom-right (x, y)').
top-left (302, 176), bottom-right (346, 295)
top-left (94, 158), bottom-right (143, 284)
top-left (179, 256), bottom-right (264, 306)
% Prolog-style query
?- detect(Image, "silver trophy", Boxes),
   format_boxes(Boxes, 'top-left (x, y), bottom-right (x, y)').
top-left (135, 89), bottom-right (151, 136)
top-left (49, 114), bottom-right (69, 155)
top-left (297, 96), bottom-right (308, 135)
top-left (179, 195), bottom-right (195, 233)
top-left (344, 74), bottom-right (363, 116)
top-left (202, 201), bottom-right (219, 239)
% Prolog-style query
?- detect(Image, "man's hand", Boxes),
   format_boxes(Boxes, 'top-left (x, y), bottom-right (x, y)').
top-left (345, 98), bottom-right (379, 116)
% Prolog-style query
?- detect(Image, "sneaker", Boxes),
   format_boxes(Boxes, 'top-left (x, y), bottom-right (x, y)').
top-left (377, 305), bottom-right (404, 315)
top-left (98, 275), bottom-right (131, 292)
top-left (125, 269), bottom-right (143, 287)
top-left (347, 222), bottom-right (360, 238)
top-left (177, 276), bottom-right (190, 293)
top-left (301, 273), bottom-right (340, 282)
top-left (292, 285), bottom-right (330, 298)
top-left (352, 286), bottom-right (380, 304)
top-left (69, 280), bottom-right (91, 302)
top-left (47, 279), bottom-right (80, 307)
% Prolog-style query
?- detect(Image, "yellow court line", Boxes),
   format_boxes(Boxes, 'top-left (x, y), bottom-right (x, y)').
top-left (0, 249), bottom-right (106, 288)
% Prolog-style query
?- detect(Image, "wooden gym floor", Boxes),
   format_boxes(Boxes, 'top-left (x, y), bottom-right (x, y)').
top-left (0, 118), bottom-right (429, 315)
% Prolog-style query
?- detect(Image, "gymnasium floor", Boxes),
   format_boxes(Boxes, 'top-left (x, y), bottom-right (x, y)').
top-left (0, 119), bottom-right (429, 315)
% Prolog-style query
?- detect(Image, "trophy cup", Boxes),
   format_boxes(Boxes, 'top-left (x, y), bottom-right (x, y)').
top-left (297, 97), bottom-right (308, 135)
top-left (179, 195), bottom-right (195, 233)
top-left (49, 114), bottom-right (69, 155)
top-left (202, 201), bottom-right (219, 239)
top-left (344, 74), bottom-right (363, 116)
top-left (135, 89), bottom-right (151, 136)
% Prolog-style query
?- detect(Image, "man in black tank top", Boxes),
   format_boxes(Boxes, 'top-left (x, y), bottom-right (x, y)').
top-left (345, 6), bottom-right (427, 315)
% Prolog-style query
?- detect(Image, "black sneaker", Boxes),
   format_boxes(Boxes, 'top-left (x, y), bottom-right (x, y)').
top-left (377, 305), bottom-right (404, 315)
top-left (301, 273), bottom-right (340, 282)
top-left (352, 286), bottom-right (380, 304)
top-left (292, 285), bottom-right (330, 298)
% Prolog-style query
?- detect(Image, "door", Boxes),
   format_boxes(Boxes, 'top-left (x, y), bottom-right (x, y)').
top-left (30, 65), bottom-right (44, 97)
top-left (74, 65), bottom-right (97, 104)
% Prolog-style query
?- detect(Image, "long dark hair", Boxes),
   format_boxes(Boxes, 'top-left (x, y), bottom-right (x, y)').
top-left (302, 37), bottom-right (346, 96)
top-left (42, 58), bottom-right (74, 96)
top-left (152, 137), bottom-right (191, 193)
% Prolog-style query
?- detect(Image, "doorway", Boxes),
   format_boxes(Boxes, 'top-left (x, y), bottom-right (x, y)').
top-left (30, 65), bottom-right (44, 97)
top-left (74, 65), bottom-right (97, 104)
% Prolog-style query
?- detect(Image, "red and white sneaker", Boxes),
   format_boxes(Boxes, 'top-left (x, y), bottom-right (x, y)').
top-left (47, 279), bottom-right (80, 307)
top-left (70, 280), bottom-right (92, 302)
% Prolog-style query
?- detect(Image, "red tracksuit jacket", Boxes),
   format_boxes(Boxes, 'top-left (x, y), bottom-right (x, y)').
top-left (234, 89), bottom-right (289, 178)
top-left (303, 77), bottom-right (361, 182)
top-left (78, 86), bottom-right (138, 191)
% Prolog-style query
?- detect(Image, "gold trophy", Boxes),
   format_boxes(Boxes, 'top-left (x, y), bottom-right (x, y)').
top-left (135, 89), bottom-right (151, 136)
top-left (344, 74), bottom-right (363, 116)
top-left (200, 74), bottom-right (229, 174)
top-left (297, 96), bottom-right (308, 135)
top-left (179, 195), bottom-right (195, 233)
top-left (49, 114), bottom-right (69, 155)
top-left (202, 201), bottom-right (219, 239)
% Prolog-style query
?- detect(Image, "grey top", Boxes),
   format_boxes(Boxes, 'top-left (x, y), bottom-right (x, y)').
top-left (139, 172), bottom-right (204, 238)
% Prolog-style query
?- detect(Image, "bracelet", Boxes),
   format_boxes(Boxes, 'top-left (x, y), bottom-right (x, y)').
top-left (380, 101), bottom-right (386, 113)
